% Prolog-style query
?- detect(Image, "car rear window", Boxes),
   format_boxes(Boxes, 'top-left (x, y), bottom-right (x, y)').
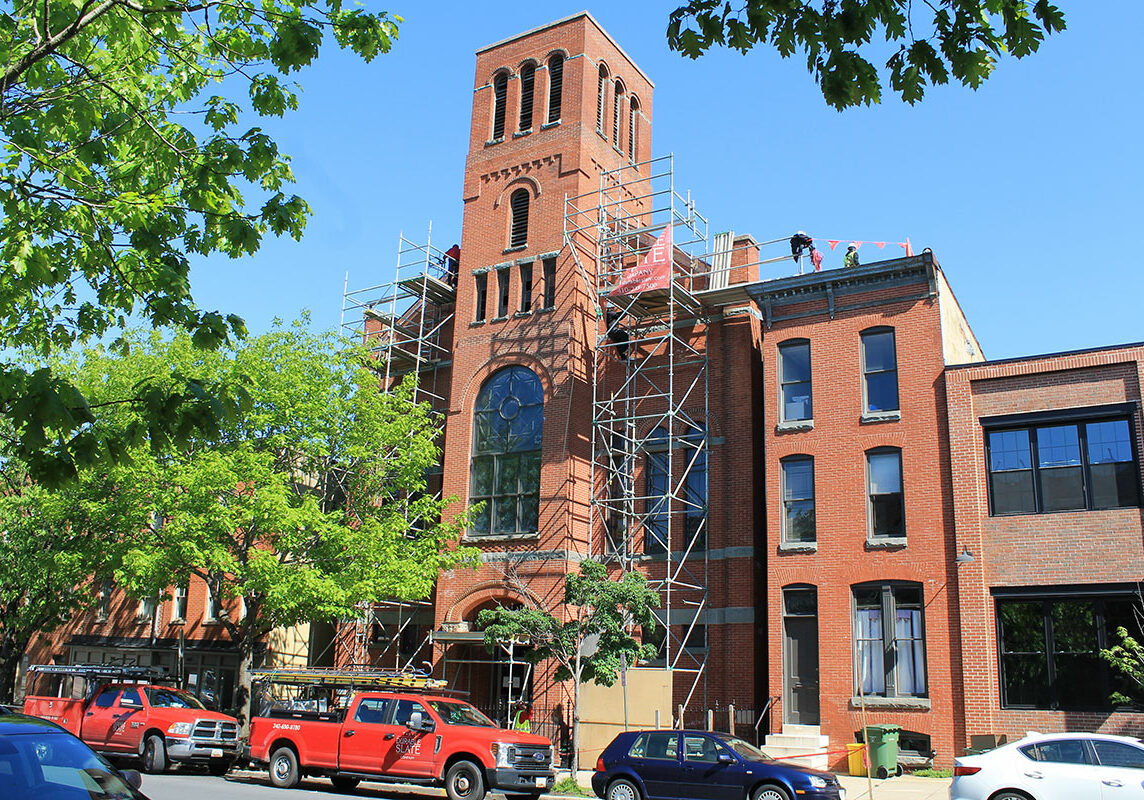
top-left (629, 733), bottom-right (677, 760)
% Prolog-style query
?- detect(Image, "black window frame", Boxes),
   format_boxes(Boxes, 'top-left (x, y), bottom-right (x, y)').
top-left (985, 415), bottom-right (1140, 516)
top-left (518, 61), bottom-right (535, 132)
top-left (627, 96), bottom-right (640, 162)
top-left (861, 327), bottom-right (899, 414)
top-left (491, 72), bottom-right (508, 142)
top-left (780, 455), bottom-right (815, 545)
top-left (853, 581), bottom-right (927, 698)
top-left (474, 273), bottom-right (487, 322)
top-left (519, 262), bottom-right (533, 313)
top-left (778, 339), bottom-right (812, 423)
top-left (996, 589), bottom-right (1144, 711)
top-left (596, 64), bottom-right (608, 135)
top-left (865, 447), bottom-right (904, 540)
top-left (546, 53), bottom-right (563, 124)
top-left (541, 258), bottom-right (556, 309)
top-left (612, 79), bottom-right (624, 147)
top-left (496, 267), bottom-right (510, 318)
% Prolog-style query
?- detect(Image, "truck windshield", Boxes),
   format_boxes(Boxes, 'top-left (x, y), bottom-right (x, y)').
top-left (428, 701), bottom-right (497, 727)
top-left (144, 687), bottom-right (206, 710)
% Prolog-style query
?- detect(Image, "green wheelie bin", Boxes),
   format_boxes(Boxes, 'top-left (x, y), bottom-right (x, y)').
top-left (864, 724), bottom-right (903, 778)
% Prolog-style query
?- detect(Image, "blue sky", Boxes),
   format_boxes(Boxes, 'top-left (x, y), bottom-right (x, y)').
top-left (189, 2), bottom-right (1143, 361)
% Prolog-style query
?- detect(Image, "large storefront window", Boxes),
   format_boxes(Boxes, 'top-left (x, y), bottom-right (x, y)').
top-left (998, 591), bottom-right (1144, 710)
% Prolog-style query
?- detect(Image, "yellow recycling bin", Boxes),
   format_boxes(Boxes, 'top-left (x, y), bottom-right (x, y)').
top-left (847, 742), bottom-right (868, 776)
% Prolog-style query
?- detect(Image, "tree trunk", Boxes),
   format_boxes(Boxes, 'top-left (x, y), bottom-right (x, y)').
top-left (0, 631), bottom-right (32, 706)
top-left (236, 638), bottom-right (255, 738)
top-left (571, 653), bottom-right (582, 775)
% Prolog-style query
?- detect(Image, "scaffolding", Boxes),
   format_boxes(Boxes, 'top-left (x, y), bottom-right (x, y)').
top-left (338, 228), bottom-right (456, 669)
top-left (564, 154), bottom-right (712, 713)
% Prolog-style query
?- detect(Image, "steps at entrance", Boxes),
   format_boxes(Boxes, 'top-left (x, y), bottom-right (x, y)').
top-left (763, 725), bottom-right (829, 770)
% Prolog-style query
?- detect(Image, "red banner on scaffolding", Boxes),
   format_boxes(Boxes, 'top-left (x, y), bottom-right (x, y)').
top-left (612, 224), bottom-right (672, 295)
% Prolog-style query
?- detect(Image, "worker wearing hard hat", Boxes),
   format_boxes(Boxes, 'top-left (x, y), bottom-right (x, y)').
top-left (843, 243), bottom-right (860, 269)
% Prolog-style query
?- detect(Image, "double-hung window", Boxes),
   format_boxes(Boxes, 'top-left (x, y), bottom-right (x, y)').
top-left (866, 448), bottom-right (904, 539)
top-left (861, 328), bottom-right (899, 414)
top-left (779, 340), bottom-right (812, 422)
top-left (854, 582), bottom-right (926, 698)
top-left (987, 416), bottom-right (1139, 515)
top-left (781, 456), bottom-right (815, 544)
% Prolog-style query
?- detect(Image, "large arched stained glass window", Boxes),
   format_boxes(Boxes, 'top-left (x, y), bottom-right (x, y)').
top-left (471, 366), bottom-right (544, 536)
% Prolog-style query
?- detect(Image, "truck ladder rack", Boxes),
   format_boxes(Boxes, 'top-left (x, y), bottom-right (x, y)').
top-left (250, 667), bottom-right (447, 692)
top-left (28, 664), bottom-right (171, 682)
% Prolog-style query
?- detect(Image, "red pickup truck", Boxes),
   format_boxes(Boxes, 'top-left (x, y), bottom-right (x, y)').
top-left (248, 668), bottom-right (556, 800)
top-left (22, 664), bottom-right (241, 775)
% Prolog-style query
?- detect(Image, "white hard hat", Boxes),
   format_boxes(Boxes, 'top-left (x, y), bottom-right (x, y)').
top-left (847, 243), bottom-right (857, 249)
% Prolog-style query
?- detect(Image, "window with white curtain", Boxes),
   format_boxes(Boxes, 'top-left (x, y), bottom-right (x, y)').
top-left (853, 582), bottom-right (926, 697)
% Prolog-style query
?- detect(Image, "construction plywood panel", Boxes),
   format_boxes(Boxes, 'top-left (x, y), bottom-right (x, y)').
top-left (578, 668), bottom-right (673, 766)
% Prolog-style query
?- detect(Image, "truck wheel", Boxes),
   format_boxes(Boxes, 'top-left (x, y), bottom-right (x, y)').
top-left (141, 734), bottom-right (167, 774)
top-left (269, 746), bottom-right (301, 789)
top-left (445, 760), bottom-right (485, 800)
top-left (331, 775), bottom-right (361, 792)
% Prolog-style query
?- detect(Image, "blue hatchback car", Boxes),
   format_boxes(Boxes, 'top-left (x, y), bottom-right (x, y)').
top-left (591, 730), bottom-right (845, 800)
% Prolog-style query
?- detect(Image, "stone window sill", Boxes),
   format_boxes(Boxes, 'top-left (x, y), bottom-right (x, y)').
top-left (490, 316), bottom-right (509, 323)
top-left (861, 410), bottom-right (901, 424)
top-left (541, 120), bottom-right (560, 130)
top-left (779, 542), bottom-right (817, 554)
top-left (485, 138), bottom-right (504, 147)
top-left (463, 532), bottom-right (540, 543)
top-left (850, 696), bottom-right (931, 711)
top-left (514, 310), bottom-right (533, 318)
top-left (776, 419), bottom-right (813, 433)
top-left (470, 320), bottom-right (486, 328)
top-left (514, 129), bottom-right (532, 138)
top-left (536, 306), bottom-right (555, 314)
top-left (866, 536), bottom-right (907, 551)
top-left (503, 245), bottom-right (527, 255)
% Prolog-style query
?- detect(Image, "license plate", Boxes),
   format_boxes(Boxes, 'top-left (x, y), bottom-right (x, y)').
top-left (838, 789), bottom-right (846, 800)
top-left (535, 778), bottom-right (546, 788)
top-left (210, 748), bottom-right (224, 758)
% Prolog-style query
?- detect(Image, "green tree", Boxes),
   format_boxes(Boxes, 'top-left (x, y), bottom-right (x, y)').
top-left (0, 459), bottom-right (143, 703)
top-left (667, 0), bottom-right (1066, 109)
top-left (1101, 605), bottom-right (1144, 707)
top-left (62, 320), bottom-right (475, 726)
top-left (477, 561), bottom-right (660, 773)
top-left (0, 0), bottom-right (399, 485)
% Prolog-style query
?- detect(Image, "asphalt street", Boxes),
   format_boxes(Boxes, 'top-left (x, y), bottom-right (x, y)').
top-left (141, 771), bottom-right (450, 800)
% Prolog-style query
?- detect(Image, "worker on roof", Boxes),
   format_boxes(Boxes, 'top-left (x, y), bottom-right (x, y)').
top-left (789, 231), bottom-right (813, 268)
top-left (444, 244), bottom-right (460, 287)
top-left (844, 243), bottom-right (860, 269)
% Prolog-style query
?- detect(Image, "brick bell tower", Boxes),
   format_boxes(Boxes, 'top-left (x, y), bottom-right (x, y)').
top-left (431, 13), bottom-right (653, 716)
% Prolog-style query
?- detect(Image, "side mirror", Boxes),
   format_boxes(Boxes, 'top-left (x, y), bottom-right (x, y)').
top-left (120, 769), bottom-right (143, 789)
top-left (717, 752), bottom-right (735, 765)
top-left (407, 710), bottom-right (435, 733)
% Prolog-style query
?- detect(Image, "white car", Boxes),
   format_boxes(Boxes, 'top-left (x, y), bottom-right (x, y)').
top-left (951, 731), bottom-right (1144, 800)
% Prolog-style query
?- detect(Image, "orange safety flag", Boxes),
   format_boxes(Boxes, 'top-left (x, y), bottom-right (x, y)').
top-left (874, 242), bottom-right (886, 249)
top-left (613, 224), bottom-right (672, 295)
top-left (827, 240), bottom-right (840, 250)
top-left (899, 238), bottom-right (913, 257)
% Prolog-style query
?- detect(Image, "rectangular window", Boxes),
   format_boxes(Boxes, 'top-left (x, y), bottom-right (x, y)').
top-left (862, 329), bottom-right (899, 413)
top-left (542, 258), bottom-right (556, 309)
top-left (137, 594), bottom-right (157, 622)
top-left (779, 341), bottom-right (812, 422)
top-left (987, 417), bottom-right (1139, 515)
top-left (519, 262), bottom-right (533, 313)
top-left (474, 274), bottom-right (487, 322)
top-left (781, 457), bottom-right (815, 544)
top-left (998, 592), bottom-right (1144, 710)
top-left (205, 577), bottom-right (221, 622)
top-left (854, 583), bottom-right (926, 698)
top-left (867, 449), bottom-right (904, 539)
top-left (645, 444), bottom-right (669, 554)
top-left (496, 268), bottom-right (510, 318)
top-left (172, 585), bottom-right (188, 622)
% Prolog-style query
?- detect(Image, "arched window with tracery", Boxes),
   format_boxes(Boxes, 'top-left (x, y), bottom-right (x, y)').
top-left (546, 53), bottom-right (564, 124)
top-left (596, 64), bottom-right (609, 135)
top-left (612, 79), bottom-right (625, 148)
top-left (470, 366), bottom-right (544, 536)
top-left (491, 71), bottom-right (508, 140)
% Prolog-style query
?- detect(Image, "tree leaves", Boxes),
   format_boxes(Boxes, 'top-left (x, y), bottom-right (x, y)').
top-left (0, 0), bottom-right (401, 479)
top-left (666, 1), bottom-right (1067, 109)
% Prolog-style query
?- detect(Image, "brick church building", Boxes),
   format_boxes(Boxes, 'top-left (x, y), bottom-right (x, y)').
top-left (26, 11), bottom-right (1144, 771)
